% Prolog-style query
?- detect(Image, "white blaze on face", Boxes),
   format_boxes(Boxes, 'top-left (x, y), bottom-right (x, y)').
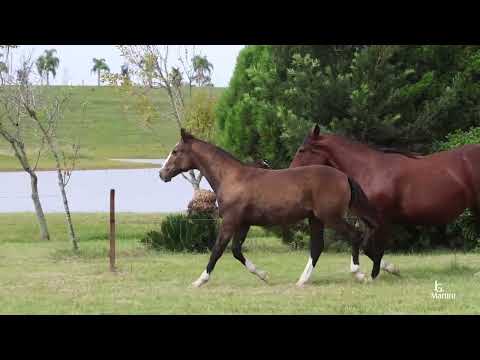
top-left (161, 143), bottom-right (178, 170)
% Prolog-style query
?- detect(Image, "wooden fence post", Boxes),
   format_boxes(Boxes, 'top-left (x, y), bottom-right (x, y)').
top-left (109, 189), bottom-right (116, 272)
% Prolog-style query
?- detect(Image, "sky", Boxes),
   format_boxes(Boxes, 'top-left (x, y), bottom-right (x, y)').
top-left (13, 45), bottom-right (245, 87)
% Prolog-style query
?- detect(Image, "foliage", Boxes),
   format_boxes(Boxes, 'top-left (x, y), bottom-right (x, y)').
top-left (184, 90), bottom-right (218, 143)
top-left (36, 49), bottom-right (60, 85)
top-left (192, 55), bottom-right (213, 86)
top-left (91, 58), bottom-right (110, 86)
top-left (217, 45), bottom-right (480, 167)
top-left (141, 212), bottom-right (218, 252)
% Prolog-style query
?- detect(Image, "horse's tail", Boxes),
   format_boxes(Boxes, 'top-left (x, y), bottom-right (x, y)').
top-left (348, 177), bottom-right (380, 230)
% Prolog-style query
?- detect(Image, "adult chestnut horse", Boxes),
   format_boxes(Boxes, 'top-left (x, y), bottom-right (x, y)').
top-left (159, 129), bottom-right (380, 287)
top-left (291, 124), bottom-right (480, 279)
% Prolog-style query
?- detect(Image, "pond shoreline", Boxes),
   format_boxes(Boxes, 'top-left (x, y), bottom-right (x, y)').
top-left (0, 158), bottom-right (164, 172)
top-left (0, 161), bottom-right (210, 213)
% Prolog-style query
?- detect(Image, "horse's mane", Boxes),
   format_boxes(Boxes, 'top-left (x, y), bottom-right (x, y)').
top-left (307, 134), bottom-right (423, 159)
top-left (374, 146), bottom-right (423, 159)
top-left (192, 137), bottom-right (245, 164)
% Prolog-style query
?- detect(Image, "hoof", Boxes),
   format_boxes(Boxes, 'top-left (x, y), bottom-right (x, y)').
top-left (383, 263), bottom-right (400, 276)
top-left (257, 270), bottom-right (269, 282)
top-left (191, 280), bottom-right (206, 288)
top-left (296, 282), bottom-right (305, 288)
top-left (354, 271), bottom-right (366, 282)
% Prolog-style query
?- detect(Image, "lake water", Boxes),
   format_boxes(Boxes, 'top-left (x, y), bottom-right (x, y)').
top-left (0, 159), bottom-right (211, 213)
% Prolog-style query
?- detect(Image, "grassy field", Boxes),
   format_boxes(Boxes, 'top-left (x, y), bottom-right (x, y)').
top-left (1, 213), bottom-right (479, 314)
top-left (0, 86), bottom-right (224, 171)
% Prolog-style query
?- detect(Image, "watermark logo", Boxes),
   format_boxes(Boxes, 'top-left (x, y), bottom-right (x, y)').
top-left (431, 280), bottom-right (456, 300)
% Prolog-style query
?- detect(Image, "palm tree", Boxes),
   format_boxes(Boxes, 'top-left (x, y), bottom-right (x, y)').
top-left (36, 56), bottom-right (46, 85)
top-left (91, 58), bottom-right (110, 86)
top-left (40, 49), bottom-right (60, 86)
top-left (192, 55), bottom-right (213, 86)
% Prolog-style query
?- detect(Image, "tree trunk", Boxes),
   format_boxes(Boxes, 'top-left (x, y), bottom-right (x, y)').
top-left (98, 71), bottom-right (100, 86)
top-left (56, 168), bottom-right (78, 250)
top-left (46, 73), bottom-right (49, 86)
top-left (30, 172), bottom-right (50, 241)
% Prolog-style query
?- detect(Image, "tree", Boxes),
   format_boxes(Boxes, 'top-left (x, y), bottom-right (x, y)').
top-left (91, 58), bottom-right (110, 86)
top-left (21, 58), bottom-right (80, 250)
top-left (217, 45), bottom-right (480, 168)
top-left (184, 90), bottom-right (218, 144)
top-left (192, 55), bottom-right (213, 86)
top-left (38, 49), bottom-right (60, 86)
top-left (0, 57), bottom-right (50, 241)
top-left (117, 45), bottom-right (207, 190)
top-left (23, 92), bottom-right (80, 251)
top-left (35, 55), bottom-right (46, 85)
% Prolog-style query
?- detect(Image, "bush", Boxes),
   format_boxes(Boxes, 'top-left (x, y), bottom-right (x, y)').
top-left (141, 212), bottom-right (219, 252)
top-left (264, 220), bottom-right (309, 250)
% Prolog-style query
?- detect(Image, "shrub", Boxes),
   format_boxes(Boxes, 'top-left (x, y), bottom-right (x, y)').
top-left (141, 212), bottom-right (219, 252)
top-left (264, 220), bottom-right (309, 250)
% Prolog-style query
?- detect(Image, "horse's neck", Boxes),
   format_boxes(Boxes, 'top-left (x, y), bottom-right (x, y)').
top-left (191, 140), bottom-right (244, 193)
top-left (322, 136), bottom-right (380, 177)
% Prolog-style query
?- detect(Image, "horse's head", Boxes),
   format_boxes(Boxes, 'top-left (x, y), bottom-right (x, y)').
top-left (159, 128), bottom-right (196, 182)
top-left (290, 124), bottom-right (330, 168)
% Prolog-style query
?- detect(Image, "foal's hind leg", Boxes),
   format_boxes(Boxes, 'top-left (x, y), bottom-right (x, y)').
top-left (327, 218), bottom-right (368, 282)
top-left (296, 217), bottom-right (325, 287)
top-left (232, 224), bottom-right (268, 282)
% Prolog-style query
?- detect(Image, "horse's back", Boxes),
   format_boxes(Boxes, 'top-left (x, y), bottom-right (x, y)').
top-left (392, 144), bottom-right (480, 223)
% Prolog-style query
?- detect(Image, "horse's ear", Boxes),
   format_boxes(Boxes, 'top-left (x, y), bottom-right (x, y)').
top-left (180, 128), bottom-right (193, 142)
top-left (312, 124), bottom-right (321, 137)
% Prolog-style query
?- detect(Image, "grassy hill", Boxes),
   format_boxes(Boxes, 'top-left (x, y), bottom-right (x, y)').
top-left (0, 86), bottom-right (224, 171)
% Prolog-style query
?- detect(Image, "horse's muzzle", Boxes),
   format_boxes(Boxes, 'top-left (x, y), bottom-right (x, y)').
top-left (159, 170), bottom-right (171, 183)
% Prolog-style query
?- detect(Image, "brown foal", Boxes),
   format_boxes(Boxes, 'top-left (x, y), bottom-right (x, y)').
top-left (159, 129), bottom-right (380, 287)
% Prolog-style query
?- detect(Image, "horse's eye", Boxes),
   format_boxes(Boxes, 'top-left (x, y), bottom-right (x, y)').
top-left (299, 148), bottom-right (305, 153)
top-left (172, 150), bottom-right (177, 155)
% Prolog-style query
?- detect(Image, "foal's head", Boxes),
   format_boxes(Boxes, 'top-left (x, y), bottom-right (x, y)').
top-left (159, 129), bottom-right (196, 182)
top-left (290, 124), bottom-right (329, 168)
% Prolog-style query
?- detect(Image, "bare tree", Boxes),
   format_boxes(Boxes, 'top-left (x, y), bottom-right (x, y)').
top-left (117, 45), bottom-right (204, 190)
top-left (1, 55), bottom-right (80, 250)
top-left (22, 94), bottom-right (80, 251)
top-left (0, 55), bottom-right (50, 240)
top-left (179, 46), bottom-right (196, 96)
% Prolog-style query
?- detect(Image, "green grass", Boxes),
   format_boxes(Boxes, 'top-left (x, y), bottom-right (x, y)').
top-left (0, 213), bottom-right (479, 314)
top-left (0, 86), bottom-right (224, 171)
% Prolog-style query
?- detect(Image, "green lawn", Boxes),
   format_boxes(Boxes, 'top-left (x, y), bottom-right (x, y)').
top-left (0, 86), bottom-right (224, 171)
top-left (0, 213), bottom-right (479, 314)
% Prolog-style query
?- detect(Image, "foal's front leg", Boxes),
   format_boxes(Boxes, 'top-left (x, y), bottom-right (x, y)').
top-left (231, 224), bottom-right (268, 282)
top-left (296, 217), bottom-right (324, 287)
top-left (192, 220), bottom-right (236, 288)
